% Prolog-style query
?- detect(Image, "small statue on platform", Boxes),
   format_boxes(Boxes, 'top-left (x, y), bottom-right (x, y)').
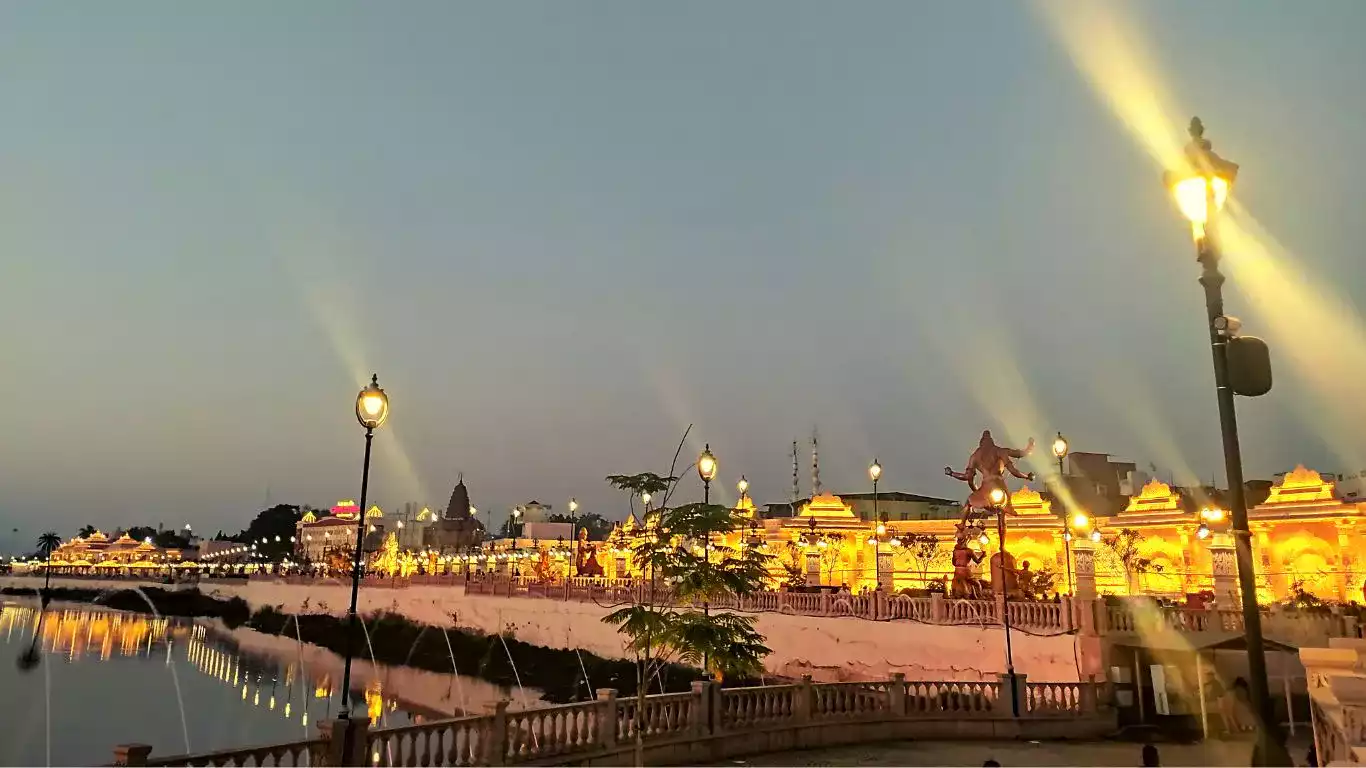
top-left (950, 527), bottom-right (986, 598)
top-left (575, 529), bottom-right (605, 577)
top-left (945, 430), bottom-right (1036, 526)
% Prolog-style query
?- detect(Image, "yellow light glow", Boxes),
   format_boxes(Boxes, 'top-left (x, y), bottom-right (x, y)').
top-left (1052, 435), bottom-right (1069, 459)
top-left (1171, 175), bottom-right (1230, 229)
top-left (736, 477), bottom-right (749, 496)
top-left (875, 523), bottom-right (886, 536)
top-left (988, 487), bottom-right (1007, 507)
top-left (697, 445), bottom-right (718, 483)
top-left (354, 375), bottom-right (390, 430)
top-left (1200, 507), bottom-right (1226, 522)
top-left (979, 533), bottom-right (990, 546)
top-left (868, 460), bottom-right (882, 482)
top-left (1071, 512), bottom-right (1090, 531)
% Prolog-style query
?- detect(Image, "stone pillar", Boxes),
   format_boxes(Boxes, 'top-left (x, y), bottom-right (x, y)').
top-left (484, 700), bottom-right (509, 766)
top-left (888, 672), bottom-right (907, 715)
top-left (1071, 538), bottom-right (1098, 636)
top-left (319, 716), bottom-right (371, 767)
top-left (112, 744), bottom-right (152, 766)
top-left (930, 592), bottom-right (947, 623)
top-left (794, 675), bottom-right (813, 722)
top-left (1071, 538), bottom-right (1097, 601)
top-left (596, 689), bottom-right (618, 749)
top-left (805, 551), bottom-right (820, 587)
top-left (998, 672), bottom-right (1028, 716)
top-left (690, 680), bottom-right (713, 736)
top-left (1209, 534), bottom-right (1239, 610)
top-left (876, 549), bottom-right (893, 592)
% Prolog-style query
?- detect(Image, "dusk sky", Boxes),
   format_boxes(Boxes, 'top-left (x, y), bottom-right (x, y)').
top-left (3, 1), bottom-right (1365, 546)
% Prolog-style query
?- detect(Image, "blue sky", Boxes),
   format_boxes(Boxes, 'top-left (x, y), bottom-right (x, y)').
top-left (2, 1), bottom-right (1364, 544)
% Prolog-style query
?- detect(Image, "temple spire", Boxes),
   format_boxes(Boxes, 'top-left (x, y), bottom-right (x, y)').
top-left (791, 440), bottom-right (800, 504)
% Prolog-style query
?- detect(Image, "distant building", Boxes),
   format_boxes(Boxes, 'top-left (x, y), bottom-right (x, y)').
top-left (761, 491), bottom-right (958, 521)
top-left (423, 476), bottom-right (487, 552)
top-left (514, 501), bottom-right (553, 524)
top-left (295, 500), bottom-right (386, 562)
top-left (394, 501), bottom-right (436, 551)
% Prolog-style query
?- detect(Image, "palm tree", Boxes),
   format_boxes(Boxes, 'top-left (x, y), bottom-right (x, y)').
top-left (18, 532), bottom-right (61, 673)
top-left (36, 531), bottom-right (61, 604)
top-left (77, 525), bottom-right (97, 538)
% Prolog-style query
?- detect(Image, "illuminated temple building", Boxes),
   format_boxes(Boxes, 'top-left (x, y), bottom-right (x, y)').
top-left (33, 530), bottom-right (185, 573)
top-left (570, 465), bottom-right (1366, 603)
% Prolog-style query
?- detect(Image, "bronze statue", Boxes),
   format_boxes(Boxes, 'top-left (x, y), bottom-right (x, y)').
top-left (575, 528), bottom-right (604, 577)
top-left (950, 527), bottom-right (987, 598)
top-left (944, 430), bottom-right (1036, 525)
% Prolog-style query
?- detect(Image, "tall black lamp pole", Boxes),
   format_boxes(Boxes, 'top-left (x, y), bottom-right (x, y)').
top-left (338, 374), bottom-right (390, 737)
top-left (1165, 118), bottom-right (1287, 766)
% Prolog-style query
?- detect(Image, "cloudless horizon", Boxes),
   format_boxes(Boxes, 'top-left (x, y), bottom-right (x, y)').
top-left (3, 0), bottom-right (1365, 545)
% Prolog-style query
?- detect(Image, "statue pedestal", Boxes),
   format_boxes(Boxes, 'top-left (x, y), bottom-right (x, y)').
top-left (1209, 533), bottom-right (1239, 609)
top-left (876, 550), bottom-right (893, 592)
top-left (805, 551), bottom-right (821, 587)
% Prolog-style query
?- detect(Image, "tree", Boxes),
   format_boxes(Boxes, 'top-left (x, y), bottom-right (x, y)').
top-left (77, 525), bottom-right (97, 538)
top-left (231, 504), bottom-right (303, 559)
top-left (36, 531), bottom-right (62, 603)
top-left (898, 534), bottom-right (944, 590)
top-left (546, 512), bottom-right (613, 541)
top-left (599, 427), bottom-right (772, 767)
top-left (1103, 528), bottom-right (1163, 594)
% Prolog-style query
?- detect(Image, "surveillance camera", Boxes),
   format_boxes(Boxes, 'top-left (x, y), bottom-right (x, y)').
top-left (1213, 315), bottom-right (1242, 336)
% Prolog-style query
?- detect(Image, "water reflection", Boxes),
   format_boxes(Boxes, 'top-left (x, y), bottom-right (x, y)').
top-left (2, 603), bottom-right (180, 662)
top-left (0, 601), bottom-right (441, 766)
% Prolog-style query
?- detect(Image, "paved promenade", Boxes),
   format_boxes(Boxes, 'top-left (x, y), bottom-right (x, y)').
top-left (730, 736), bottom-right (1314, 767)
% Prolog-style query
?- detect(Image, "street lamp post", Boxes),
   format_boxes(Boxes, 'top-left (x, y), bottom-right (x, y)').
top-left (1165, 117), bottom-right (1287, 766)
top-left (568, 498), bottom-right (579, 576)
top-left (1052, 433), bottom-right (1073, 595)
top-left (339, 374), bottom-right (390, 738)
top-left (869, 459), bottom-right (885, 591)
top-left (697, 444), bottom-right (717, 505)
top-left (696, 444), bottom-right (718, 678)
top-left (986, 484), bottom-right (1019, 718)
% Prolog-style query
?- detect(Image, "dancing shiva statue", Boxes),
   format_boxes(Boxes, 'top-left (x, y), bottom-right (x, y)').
top-left (943, 430), bottom-right (1035, 598)
top-left (944, 429), bottom-right (1036, 526)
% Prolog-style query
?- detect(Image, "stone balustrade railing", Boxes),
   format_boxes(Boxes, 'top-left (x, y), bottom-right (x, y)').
top-left (112, 674), bottom-right (1111, 767)
top-left (465, 576), bottom-right (1078, 633)
top-left (459, 576), bottom-right (1363, 642)
top-left (1301, 639), bottom-right (1366, 766)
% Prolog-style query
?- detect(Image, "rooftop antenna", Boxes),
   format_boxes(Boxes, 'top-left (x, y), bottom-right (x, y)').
top-left (811, 427), bottom-right (822, 496)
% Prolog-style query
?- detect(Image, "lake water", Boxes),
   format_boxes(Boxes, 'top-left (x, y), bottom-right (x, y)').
top-left (0, 600), bottom-right (522, 767)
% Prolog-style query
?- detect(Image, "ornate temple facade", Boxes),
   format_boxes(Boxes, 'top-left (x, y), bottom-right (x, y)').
top-left (569, 465), bottom-right (1366, 604)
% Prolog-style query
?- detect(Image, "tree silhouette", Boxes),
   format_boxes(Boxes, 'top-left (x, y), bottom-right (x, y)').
top-left (77, 525), bottom-right (97, 538)
top-left (36, 531), bottom-right (61, 604)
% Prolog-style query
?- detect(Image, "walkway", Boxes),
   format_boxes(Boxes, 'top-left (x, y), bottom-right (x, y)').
top-left (729, 736), bottom-right (1314, 767)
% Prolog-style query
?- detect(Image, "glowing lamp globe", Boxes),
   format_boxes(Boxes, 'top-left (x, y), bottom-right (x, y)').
top-left (355, 374), bottom-right (390, 430)
top-left (1071, 512), bottom-right (1090, 531)
top-left (1163, 117), bottom-right (1239, 238)
top-left (697, 445), bottom-right (718, 484)
top-left (988, 487), bottom-right (1007, 507)
top-left (868, 459), bottom-right (883, 483)
top-left (1090, 528), bottom-right (1102, 543)
top-left (737, 476), bottom-right (749, 496)
top-left (1052, 432), bottom-right (1069, 459)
